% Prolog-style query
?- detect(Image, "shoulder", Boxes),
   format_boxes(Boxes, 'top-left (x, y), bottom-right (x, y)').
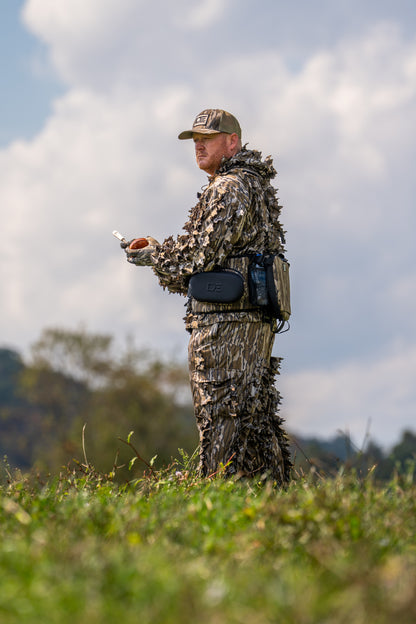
top-left (208, 169), bottom-right (251, 199)
top-left (203, 174), bottom-right (251, 213)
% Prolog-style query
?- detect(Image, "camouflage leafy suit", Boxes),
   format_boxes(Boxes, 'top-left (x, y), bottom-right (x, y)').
top-left (128, 110), bottom-right (292, 483)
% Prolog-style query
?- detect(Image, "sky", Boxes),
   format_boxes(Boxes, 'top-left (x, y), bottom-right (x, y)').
top-left (1, 0), bottom-right (416, 449)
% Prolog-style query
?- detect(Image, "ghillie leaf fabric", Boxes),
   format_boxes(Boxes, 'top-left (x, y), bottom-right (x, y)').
top-left (151, 147), bottom-right (292, 482)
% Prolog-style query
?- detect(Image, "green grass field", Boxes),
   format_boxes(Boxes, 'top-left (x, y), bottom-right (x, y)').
top-left (1, 456), bottom-right (416, 624)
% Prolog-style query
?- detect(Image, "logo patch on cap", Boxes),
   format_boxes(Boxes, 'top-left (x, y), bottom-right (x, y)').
top-left (193, 114), bottom-right (209, 127)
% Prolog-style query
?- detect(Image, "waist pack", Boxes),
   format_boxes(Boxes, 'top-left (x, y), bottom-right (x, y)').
top-left (188, 268), bottom-right (245, 303)
top-left (248, 254), bottom-right (291, 322)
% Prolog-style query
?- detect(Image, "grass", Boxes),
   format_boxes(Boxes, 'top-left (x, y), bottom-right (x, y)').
top-left (1, 455), bottom-right (416, 624)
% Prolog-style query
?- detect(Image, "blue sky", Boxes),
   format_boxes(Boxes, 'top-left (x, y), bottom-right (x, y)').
top-left (1, 0), bottom-right (416, 448)
top-left (0, 0), bottom-right (63, 145)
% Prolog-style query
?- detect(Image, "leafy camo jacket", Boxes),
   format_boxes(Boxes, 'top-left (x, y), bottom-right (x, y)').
top-left (151, 146), bottom-right (286, 321)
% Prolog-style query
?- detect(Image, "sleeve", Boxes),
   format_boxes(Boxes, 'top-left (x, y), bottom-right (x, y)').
top-left (151, 174), bottom-right (251, 294)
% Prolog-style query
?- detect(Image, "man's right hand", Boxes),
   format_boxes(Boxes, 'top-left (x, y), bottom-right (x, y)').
top-left (123, 237), bottom-right (159, 266)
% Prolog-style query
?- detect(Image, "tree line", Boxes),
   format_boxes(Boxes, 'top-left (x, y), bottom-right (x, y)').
top-left (291, 430), bottom-right (416, 481)
top-left (0, 328), bottom-right (197, 482)
top-left (1, 327), bottom-right (415, 482)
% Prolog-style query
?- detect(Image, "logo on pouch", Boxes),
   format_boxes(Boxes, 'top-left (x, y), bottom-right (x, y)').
top-left (207, 282), bottom-right (222, 293)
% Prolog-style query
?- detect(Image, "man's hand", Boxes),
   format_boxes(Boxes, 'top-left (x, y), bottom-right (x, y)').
top-left (124, 236), bottom-right (160, 266)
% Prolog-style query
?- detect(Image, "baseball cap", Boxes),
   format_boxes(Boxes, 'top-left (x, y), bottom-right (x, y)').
top-left (178, 109), bottom-right (241, 140)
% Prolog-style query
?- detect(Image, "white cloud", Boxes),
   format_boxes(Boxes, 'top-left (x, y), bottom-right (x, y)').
top-left (22, 0), bottom-right (137, 85)
top-left (21, 0), bottom-right (234, 88)
top-left (175, 0), bottom-right (229, 30)
top-left (282, 343), bottom-right (416, 448)
top-left (0, 83), bottom-right (196, 352)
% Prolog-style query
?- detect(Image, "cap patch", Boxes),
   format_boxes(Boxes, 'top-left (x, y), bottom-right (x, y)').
top-left (193, 114), bottom-right (209, 127)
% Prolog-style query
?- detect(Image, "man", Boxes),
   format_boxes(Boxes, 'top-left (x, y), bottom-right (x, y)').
top-left (123, 108), bottom-right (292, 483)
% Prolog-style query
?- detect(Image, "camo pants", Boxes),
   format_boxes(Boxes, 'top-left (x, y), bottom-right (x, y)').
top-left (188, 318), bottom-right (292, 482)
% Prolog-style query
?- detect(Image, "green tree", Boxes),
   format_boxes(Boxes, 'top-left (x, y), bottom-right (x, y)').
top-left (387, 430), bottom-right (416, 477)
top-left (18, 364), bottom-right (90, 470)
top-left (28, 327), bottom-right (114, 387)
top-left (82, 360), bottom-right (196, 479)
top-left (15, 327), bottom-right (197, 478)
top-left (0, 348), bottom-right (25, 406)
top-left (0, 348), bottom-right (36, 468)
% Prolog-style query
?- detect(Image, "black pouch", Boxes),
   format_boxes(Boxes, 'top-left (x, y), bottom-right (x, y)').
top-left (188, 269), bottom-right (244, 303)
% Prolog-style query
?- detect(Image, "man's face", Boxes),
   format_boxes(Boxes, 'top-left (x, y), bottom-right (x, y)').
top-left (193, 132), bottom-right (235, 175)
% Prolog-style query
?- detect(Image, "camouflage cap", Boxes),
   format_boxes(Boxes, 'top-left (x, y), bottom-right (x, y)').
top-left (178, 109), bottom-right (241, 140)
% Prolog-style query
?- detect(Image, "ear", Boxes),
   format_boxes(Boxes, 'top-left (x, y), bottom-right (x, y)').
top-left (228, 132), bottom-right (240, 153)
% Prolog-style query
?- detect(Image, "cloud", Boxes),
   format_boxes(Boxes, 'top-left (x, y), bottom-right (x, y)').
top-left (21, 0), bottom-right (235, 89)
top-left (281, 342), bottom-right (416, 448)
top-left (175, 0), bottom-right (229, 29)
top-left (0, 83), bottom-right (195, 352)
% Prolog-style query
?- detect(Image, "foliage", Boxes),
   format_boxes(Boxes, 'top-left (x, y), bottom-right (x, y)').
top-left (0, 328), bottom-right (197, 479)
top-left (0, 458), bottom-right (415, 623)
top-left (28, 327), bottom-right (114, 387)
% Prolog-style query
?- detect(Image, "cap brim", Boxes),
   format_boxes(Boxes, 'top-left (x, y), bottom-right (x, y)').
top-left (177, 130), bottom-right (194, 140)
top-left (178, 128), bottom-right (222, 140)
